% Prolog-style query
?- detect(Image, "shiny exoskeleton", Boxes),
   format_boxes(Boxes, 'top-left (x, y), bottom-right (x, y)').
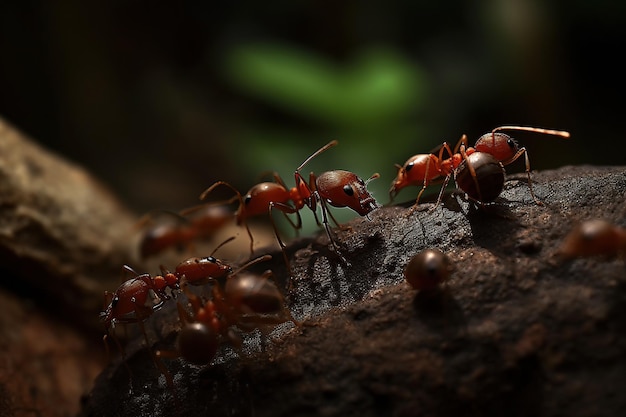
top-left (454, 152), bottom-right (506, 203)
top-left (404, 248), bottom-right (453, 291)
top-left (390, 126), bottom-right (570, 207)
top-left (100, 265), bottom-right (179, 331)
top-left (558, 219), bottom-right (626, 259)
top-left (161, 268), bottom-right (297, 367)
top-left (200, 140), bottom-right (380, 271)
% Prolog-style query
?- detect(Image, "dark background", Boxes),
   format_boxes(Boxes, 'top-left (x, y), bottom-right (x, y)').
top-left (0, 0), bottom-right (624, 216)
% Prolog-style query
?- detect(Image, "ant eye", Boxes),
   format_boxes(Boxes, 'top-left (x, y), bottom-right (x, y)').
top-left (506, 138), bottom-right (518, 150)
top-left (244, 195), bottom-right (252, 205)
top-left (343, 184), bottom-right (354, 196)
top-left (405, 162), bottom-right (414, 172)
top-left (206, 256), bottom-right (216, 263)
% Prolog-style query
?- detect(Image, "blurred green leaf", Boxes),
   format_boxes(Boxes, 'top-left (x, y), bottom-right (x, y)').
top-left (224, 43), bottom-right (428, 127)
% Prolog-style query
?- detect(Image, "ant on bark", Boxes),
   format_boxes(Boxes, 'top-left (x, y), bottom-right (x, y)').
top-left (404, 248), bottom-right (453, 292)
top-left (137, 203), bottom-right (235, 259)
top-left (100, 264), bottom-right (181, 381)
top-left (155, 260), bottom-right (297, 387)
top-left (558, 219), bottom-right (626, 259)
top-left (200, 140), bottom-right (380, 272)
top-left (389, 126), bottom-right (570, 208)
top-left (101, 237), bottom-right (240, 339)
top-left (101, 238), bottom-right (273, 374)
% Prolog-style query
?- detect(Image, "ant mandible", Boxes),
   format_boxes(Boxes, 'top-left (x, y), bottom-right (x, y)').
top-left (200, 140), bottom-right (380, 270)
top-left (558, 219), bottom-right (626, 259)
top-left (389, 126), bottom-right (570, 208)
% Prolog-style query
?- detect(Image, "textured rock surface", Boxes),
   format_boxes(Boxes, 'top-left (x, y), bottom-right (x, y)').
top-left (80, 165), bottom-right (626, 417)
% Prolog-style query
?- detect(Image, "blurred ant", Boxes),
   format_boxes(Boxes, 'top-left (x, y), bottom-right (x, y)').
top-left (200, 140), bottom-right (380, 270)
top-left (156, 264), bottom-right (297, 384)
top-left (138, 203), bottom-right (235, 259)
top-left (390, 126), bottom-right (570, 208)
top-left (404, 248), bottom-right (453, 292)
top-left (558, 219), bottom-right (626, 259)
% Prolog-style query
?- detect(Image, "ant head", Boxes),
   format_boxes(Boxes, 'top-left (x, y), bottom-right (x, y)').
top-left (404, 248), bottom-right (452, 291)
top-left (315, 170), bottom-right (380, 216)
top-left (389, 154), bottom-right (440, 201)
top-left (177, 322), bottom-right (219, 365)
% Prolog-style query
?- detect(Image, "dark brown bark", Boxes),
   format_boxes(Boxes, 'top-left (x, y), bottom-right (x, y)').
top-left (79, 164), bottom-right (626, 417)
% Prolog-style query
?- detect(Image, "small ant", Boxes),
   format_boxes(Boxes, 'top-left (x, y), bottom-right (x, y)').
top-left (558, 219), bottom-right (626, 259)
top-left (404, 248), bottom-right (453, 291)
top-left (158, 265), bottom-right (297, 370)
top-left (389, 126), bottom-right (570, 208)
top-left (100, 265), bottom-right (180, 333)
top-left (99, 264), bottom-right (181, 377)
top-left (138, 203), bottom-right (235, 259)
top-left (200, 140), bottom-right (380, 270)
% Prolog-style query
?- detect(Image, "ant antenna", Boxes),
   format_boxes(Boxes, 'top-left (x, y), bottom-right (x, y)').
top-left (230, 254), bottom-right (272, 276)
top-left (493, 126), bottom-right (571, 139)
top-left (210, 236), bottom-right (236, 257)
top-left (365, 173), bottom-right (380, 185)
top-left (296, 140), bottom-right (339, 172)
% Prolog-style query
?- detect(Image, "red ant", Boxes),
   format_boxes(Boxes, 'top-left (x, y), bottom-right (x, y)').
top-left (558, 219), bottom-right (626, 259)
top-left (200, 140), bottom-right (380, 270)
top-left (102, 239), bottom-right (274, 384)
top-left (404, 248), bottom-right (453, 291)
top-left (100, 266), bottom-right (180, 334)
top-left (138, 203), bottom-right (235, 259)
top-left (101, 236), bottom-right (238, 336)
top-left (156, 265), bottom-right (297, 381)
top-left (100, 264), bottom-right (181, 376)
top-left (389, 126), bottom-right (570, 207)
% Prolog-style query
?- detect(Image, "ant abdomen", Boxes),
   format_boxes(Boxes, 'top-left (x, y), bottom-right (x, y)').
top-left (225, 272), bottom-right (284, 315)
top-left (404, 248), bottom-right (452, 291)
top-left (177, 322), bottom-right (219, 365)
top-left (455, 152), bottom-right (505, 203)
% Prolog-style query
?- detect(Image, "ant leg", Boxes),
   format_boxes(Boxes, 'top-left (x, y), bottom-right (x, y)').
top-left (326, 207), bottom-right (347, 230)
top-left (268, 202), bottom-right (300, 282)
top-left (407, 154), bottom-right (437, 216)
top-left (199, 181), bottom-right (254, 253)
top-left (230, 254), bottom-right (273, 276)
top-left (316, 196), bottom-right (350, 266)
top-left (501, 147), bottom-right (543, 205)
top-left (451, 135), bottom-right (468, 155)
top-left (429, 174), bottom-right (453, 213)
top-left (103, 325), bottom-right (135, 391)
top-left (459, 147), bottom-right (484, 203)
